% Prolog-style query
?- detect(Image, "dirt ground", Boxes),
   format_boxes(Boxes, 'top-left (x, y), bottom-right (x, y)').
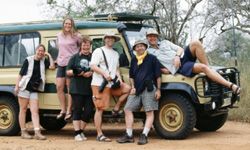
top-left (0, 121), bottom-right (250, 150)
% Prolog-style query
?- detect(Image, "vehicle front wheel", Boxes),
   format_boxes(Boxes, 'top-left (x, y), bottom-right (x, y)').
top-left (0, 96), bottom-right (20, 136)
top-left (195, 113), bottom-right (228, 132)
top-left (154, 94), bottom-right (196, 139)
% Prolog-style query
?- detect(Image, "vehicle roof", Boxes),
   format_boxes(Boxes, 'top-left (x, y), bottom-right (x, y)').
top-left (0, 20), bottom-right (119, 33)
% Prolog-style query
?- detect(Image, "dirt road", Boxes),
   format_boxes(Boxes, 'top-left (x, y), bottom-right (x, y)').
top-left (0, 121), bottom-right (250, 150)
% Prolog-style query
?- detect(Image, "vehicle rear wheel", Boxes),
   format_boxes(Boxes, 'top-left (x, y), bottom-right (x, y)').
top-left (195, 113), bottom-right (228, 132)
top-left (40, 111), bottom-right (67, 131)
top-left (154, 94), bottom-right (196, 139)
top-left (0, 96), bottom-right (20, 136)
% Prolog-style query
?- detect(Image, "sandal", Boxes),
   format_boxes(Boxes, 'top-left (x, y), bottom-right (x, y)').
top-left (230, 83), bottom-right (241, 95)
top-left (64, 113), bottom-right (72, 121)
top-left (112, 109), bottom-right (123, 117)
top-left (96, 135), bottom-right (112, 142)
top-left (56, 112), bottom-right (66, 120)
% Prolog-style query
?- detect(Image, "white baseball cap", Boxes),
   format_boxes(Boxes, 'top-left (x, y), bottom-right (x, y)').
top-left (103, 31), bottom-right (121, 42)
top-left (146, 28), bottom-right (159, 36)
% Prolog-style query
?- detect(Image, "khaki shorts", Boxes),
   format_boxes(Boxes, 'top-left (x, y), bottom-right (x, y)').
top-left (91, 83), bottom-right (125, 110)
top-left (124, 88), bottom-right (158, 112)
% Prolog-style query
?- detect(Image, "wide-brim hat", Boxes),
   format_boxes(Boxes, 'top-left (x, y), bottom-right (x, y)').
top-left (132, 40), bottom-right (148, 50)
top-left (103, 31), bottom-right (121, 42)
top-left (146, 28), bottom-right (159, 36)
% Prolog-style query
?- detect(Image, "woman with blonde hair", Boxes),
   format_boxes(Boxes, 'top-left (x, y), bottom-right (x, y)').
top-left (56, 16), bottom-right (82, 121)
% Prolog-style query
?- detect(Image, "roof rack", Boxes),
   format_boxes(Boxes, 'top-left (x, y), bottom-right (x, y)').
top-left (91, 12), bottom-right (159, 22)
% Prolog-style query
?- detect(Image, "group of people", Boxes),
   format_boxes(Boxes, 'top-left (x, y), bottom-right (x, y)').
top-left (14, 16), bottom-right (241, 145)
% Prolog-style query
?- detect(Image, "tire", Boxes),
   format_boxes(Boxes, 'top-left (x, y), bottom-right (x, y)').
top-left (0, 96), bottom-right (20, 136)
top-left (195, 113), bottom-right (228, 132)
top-left (154, 94), bottom-right (196, 139)
top-left (40, 111), bottom-right (67, 131)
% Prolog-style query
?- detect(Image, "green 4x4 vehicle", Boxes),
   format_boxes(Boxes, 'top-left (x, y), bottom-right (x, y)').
top-left (0, 13), bottom-right (240, 139)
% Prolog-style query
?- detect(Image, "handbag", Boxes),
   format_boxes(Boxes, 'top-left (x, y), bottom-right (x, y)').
top-left (101, 49), bottom-right (120, 89)
top-left (30, 78), bottom-right (42, 91)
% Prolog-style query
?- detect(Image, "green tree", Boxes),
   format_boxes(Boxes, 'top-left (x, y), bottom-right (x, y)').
top-left (43, 0), bottom-right (204, 46)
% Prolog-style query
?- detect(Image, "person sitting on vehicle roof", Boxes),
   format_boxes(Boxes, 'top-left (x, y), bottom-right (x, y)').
top-left (146, 28), bottom-right (241, 95)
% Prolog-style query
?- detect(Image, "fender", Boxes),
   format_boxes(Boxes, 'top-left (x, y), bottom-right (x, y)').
top-left (0, 85), bottom-right (17, 99)
top-left (161, 82), bottom-right (199, 104)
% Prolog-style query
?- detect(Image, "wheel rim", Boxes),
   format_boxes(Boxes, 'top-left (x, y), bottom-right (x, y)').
top-left (0, 105), bottom-right (13, 129)
top-left (159, 103), bottom-right (183, 132)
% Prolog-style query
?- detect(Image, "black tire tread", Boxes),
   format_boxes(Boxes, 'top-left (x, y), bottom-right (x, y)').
top-left (195, 113), bottom-right (228, 132)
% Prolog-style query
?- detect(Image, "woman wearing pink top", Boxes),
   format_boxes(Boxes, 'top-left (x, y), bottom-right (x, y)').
top-left (56, 17), bottom-right (82, 121)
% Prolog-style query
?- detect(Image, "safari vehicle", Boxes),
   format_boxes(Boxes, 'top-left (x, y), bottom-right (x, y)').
top-left (0, 13), bottom-right (240, 139)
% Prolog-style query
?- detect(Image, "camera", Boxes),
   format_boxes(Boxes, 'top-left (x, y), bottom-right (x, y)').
top-left (111, 76), bottom-right (120, 89)
top-left (98, 78), bottom-right (108, 92)
top-left (73, 66), bottom-right (91, 76)
top-left (82, 66), bottom-right (91, 72)
top-left (30, 78), bottom-right (42, 91)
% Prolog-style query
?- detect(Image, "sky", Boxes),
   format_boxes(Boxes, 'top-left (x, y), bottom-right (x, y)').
top-left (0, 0), bottom-right (46, 24)
top-left (0, 0), bottom-right (217, 50)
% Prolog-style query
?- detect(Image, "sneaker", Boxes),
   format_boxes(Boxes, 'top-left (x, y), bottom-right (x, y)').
top-left (137, 134), bottom-right (148, 145)
top-left (112, 109), bottom-right (123, 117)
top-left (116, 133), bottom-right (134, 143)
top-left (80, 132), bottom-right (87, 141)
top-left (74, 134), bottom-right (84, 141)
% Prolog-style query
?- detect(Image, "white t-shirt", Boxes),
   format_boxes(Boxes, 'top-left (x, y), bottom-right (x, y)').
top-left (90, 46), bottom-right (119, 87)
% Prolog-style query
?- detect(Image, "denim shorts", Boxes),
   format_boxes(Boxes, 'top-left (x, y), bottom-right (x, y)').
top-left (124, 88), bottom-right (158, 112)
top-left (18, 90), bottom-right (38, 100)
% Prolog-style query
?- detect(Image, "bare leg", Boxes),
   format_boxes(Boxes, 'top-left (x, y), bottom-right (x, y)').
top-left (66, 78), bottom-right (72, 114)
top-left (56, 77), bottom-right (66, 113)
top-left (124, 109), bottom-right (134, 129)
top-left (94, 109), bottom-right (103, 136)
top-left (113, 83), bottom-right (131, 111)
top-left (192, 63), bottom-right (231, 88)
top-left (81, 121), bottom-right (87, 130)
top-left (73, 120), bottom-right (81, 131)
top-left (144, 111), bottom-right (154, 129)
top-left (29, 99), bottom-right (40, 129)
top-left (189, 40), bottom-right (209, 65)
top-left (18, 97), bottom-right (29, 130)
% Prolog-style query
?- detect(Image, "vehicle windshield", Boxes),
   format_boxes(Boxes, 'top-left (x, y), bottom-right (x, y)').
top-left (125, 26), bottom-right (152, 48)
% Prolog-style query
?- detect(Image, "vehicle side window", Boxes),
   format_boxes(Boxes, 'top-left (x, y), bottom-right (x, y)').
top-left (48, 39), bottom-right (58, 61)
top-left (92, 38), bottom-right (103, 51)
top-left (3, 33), bottom-right (40, 66)
top-left (92, 38), bottom-right (129, 67)
top-left (0, 36), bottom-right (4, 66)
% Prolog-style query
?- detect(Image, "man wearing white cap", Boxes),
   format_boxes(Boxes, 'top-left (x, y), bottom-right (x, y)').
top-left (117, 40), bottom-right (161, 145)
top-left (146, 28), bottom-right (240, 94)
top-left (90, 31), bottom-right (131, 142)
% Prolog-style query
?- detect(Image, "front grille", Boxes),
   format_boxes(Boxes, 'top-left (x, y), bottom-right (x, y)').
top-left (195, 67), bottom-right (240, 98)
